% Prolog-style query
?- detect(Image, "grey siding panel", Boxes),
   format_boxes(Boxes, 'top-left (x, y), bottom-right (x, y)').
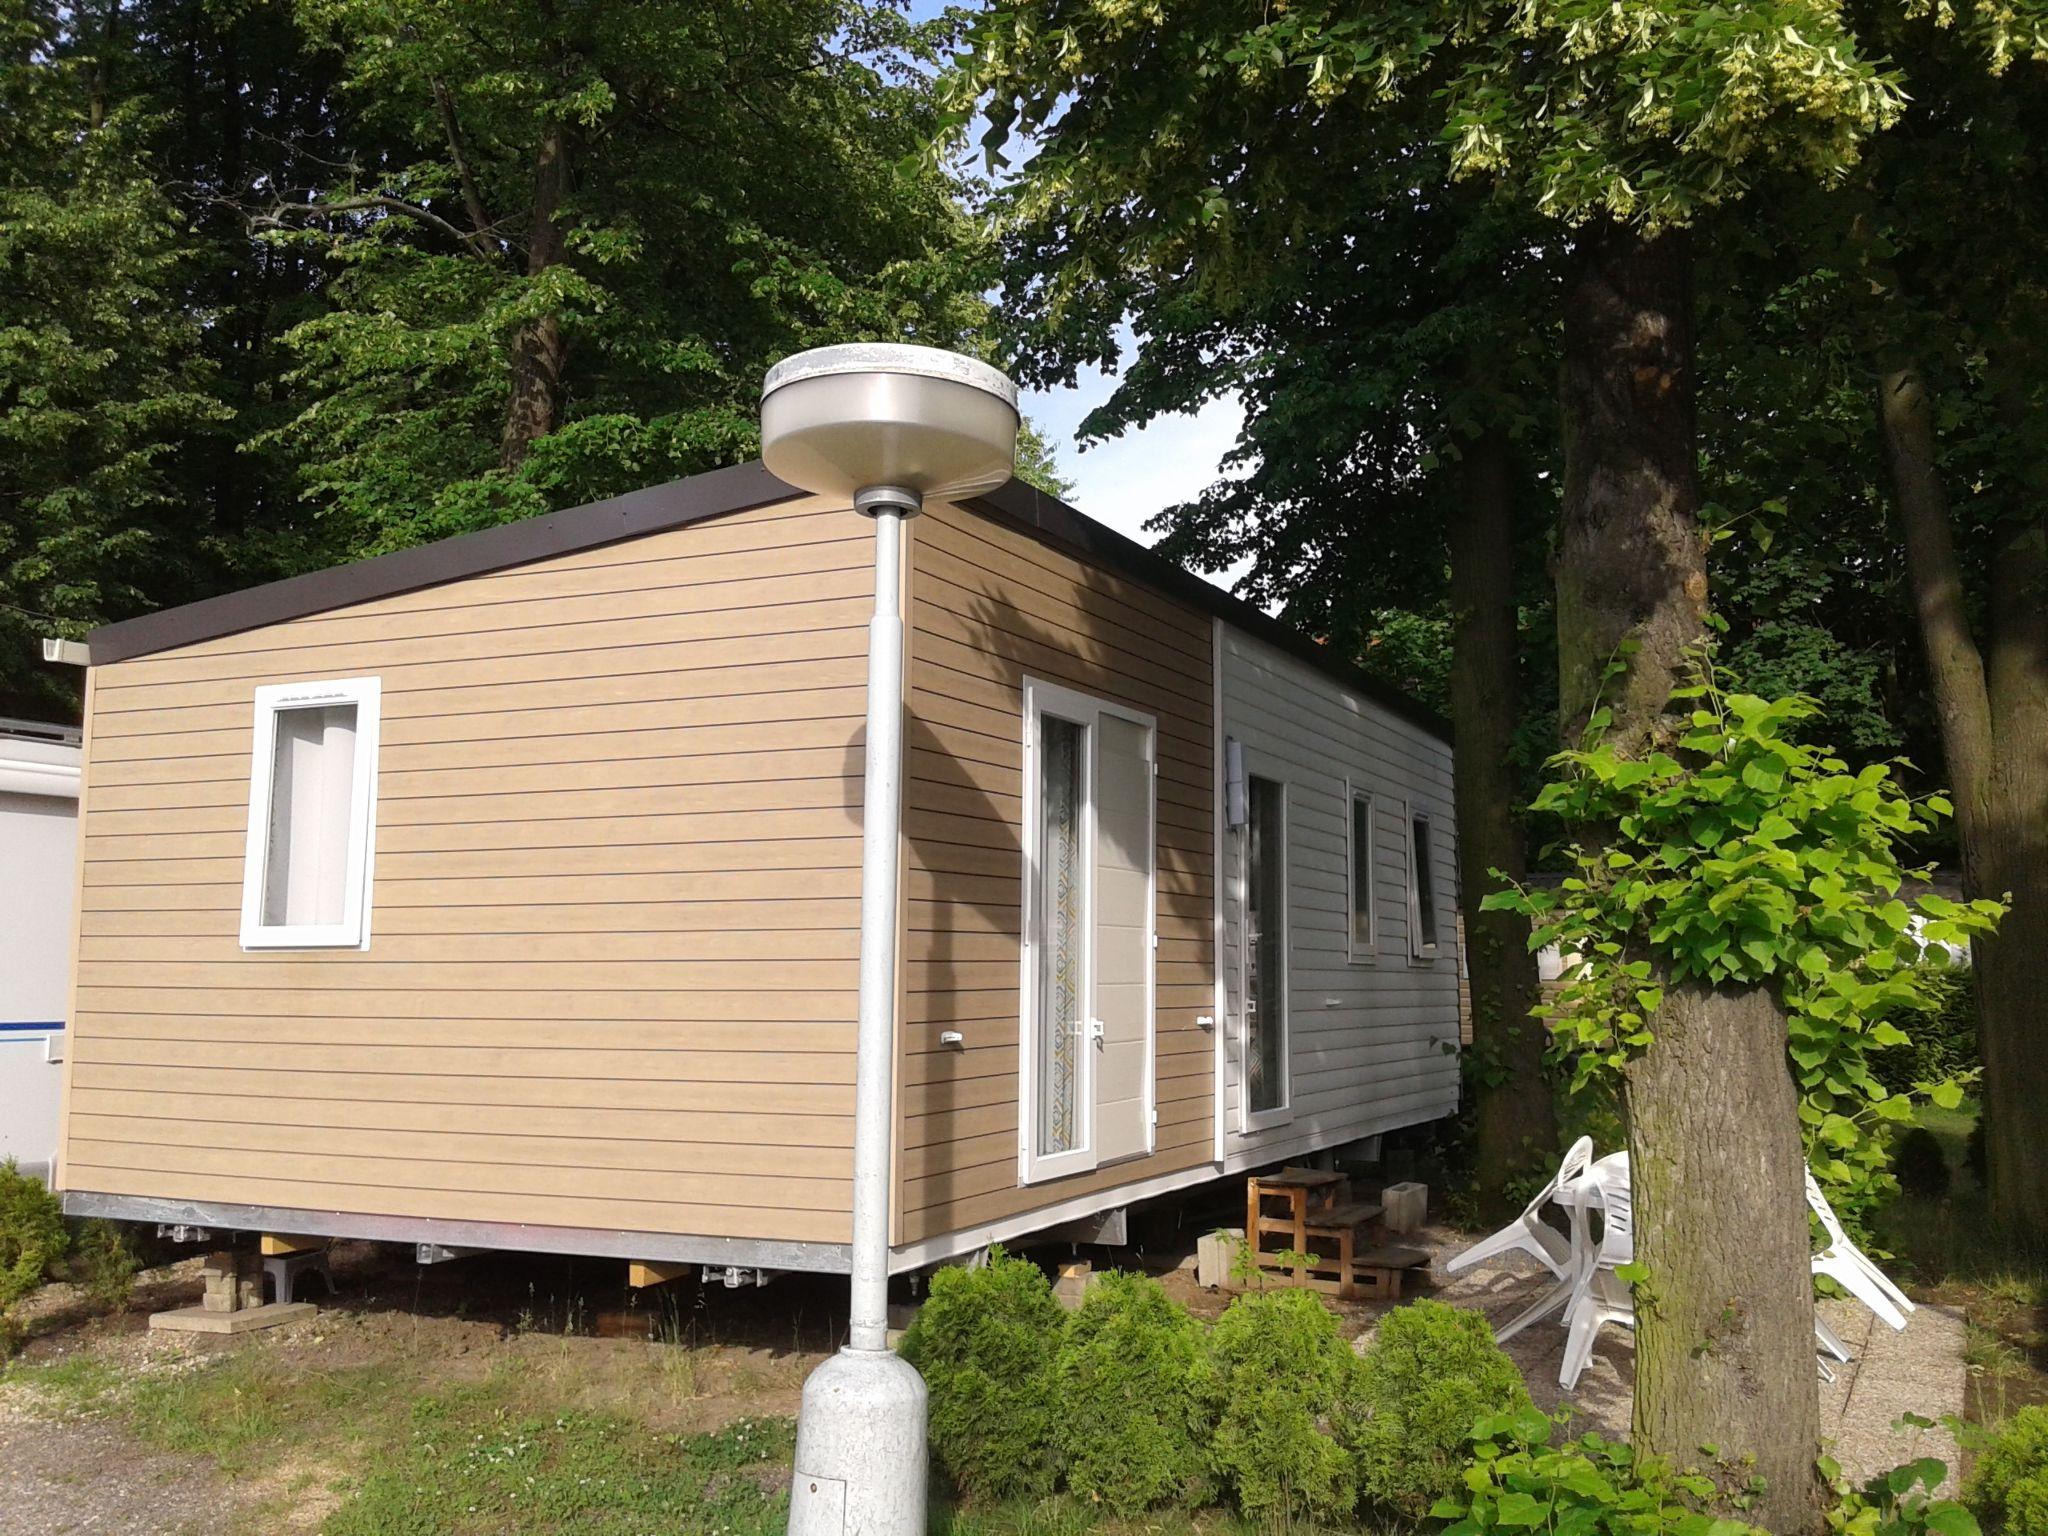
top-left (1219, 625), bottom-right (1460, 1165)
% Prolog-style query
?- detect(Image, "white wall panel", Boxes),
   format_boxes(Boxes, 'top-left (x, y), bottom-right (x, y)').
top-left (1218, 626), bottom-right (1460, 1166)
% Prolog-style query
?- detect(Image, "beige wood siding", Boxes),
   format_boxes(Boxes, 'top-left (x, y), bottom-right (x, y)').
top-left (63, 496), bottom-right (867, 1244)
top-left (897, 499), bottom-right (1217, 1244)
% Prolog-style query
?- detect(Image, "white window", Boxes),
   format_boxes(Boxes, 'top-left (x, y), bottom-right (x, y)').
top-left (1407, 806), bottom-right (1440, 961)
top-left (1347, 784), bottom-right (1377, 963)
top-left (239, 678), bottom-right (381, 949)
top-left (1018, 677), bottom-right (1157, 1184)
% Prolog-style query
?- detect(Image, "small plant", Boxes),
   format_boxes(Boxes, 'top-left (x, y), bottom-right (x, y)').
top-left (901, 1249), bottom-right (1067, 1502)
top-left (1966, 1405), bottom-right (2048, 1534)
top-left (1891, 1127), bottom-right (1954, 1201)
top-left (1345, 1298), bottom-right (1533, 1520)
top-left (0, 1159), bottom-right (67, 1354)
top-left (1200, 1287), bottom-right (1360, 1525)
top-left (1435, 1407), bottom-right (1769, 1534)
top-left (1052, 1271), bottom-right (1212, 1515)
top-left (1825, 1432), bottom-right (1981, 1535)
top-left (67, 1219), bottom-right (141, 1314)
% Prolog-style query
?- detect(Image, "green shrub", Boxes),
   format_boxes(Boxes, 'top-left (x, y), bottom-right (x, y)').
top-left (1437, 1407), bottom-right (1770, 1535)
top-left (1891, 1126), bottom-right (1953, 1200)
top-left (0, 1159), bottom-right (67, 1355)
top-left (67, 1219), bottom-right (141, 1313)
top-left (900, 1249), bottom-right (1067, 1502)
top-left (1968, 1406), bottom-right (2048, 1534)
top-left (1873, 968), bottom-right (1979, 1096)
top-left (1345, 1297), bottom-right (1533, 1520)
top-left (1051, 1271), bottom-right (1211, 1516)
top-left (1201, 1288), bottom-right (1360, 1525)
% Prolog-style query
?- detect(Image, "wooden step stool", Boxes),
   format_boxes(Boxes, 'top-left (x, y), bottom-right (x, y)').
top-left (1245, 1167), bottom-right (1385, 1298)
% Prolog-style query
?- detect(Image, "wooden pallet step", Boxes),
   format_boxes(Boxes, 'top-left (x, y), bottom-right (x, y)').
top-left (1304, 1201), bottom-right (1383, 1233)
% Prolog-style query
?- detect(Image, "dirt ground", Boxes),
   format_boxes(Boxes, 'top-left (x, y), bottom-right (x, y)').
top-left (0, 1239), bottom-right (838, 1534)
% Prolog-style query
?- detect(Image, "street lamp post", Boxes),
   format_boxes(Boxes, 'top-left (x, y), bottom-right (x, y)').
top-left (762, 344), bottom-right (1018, 1536)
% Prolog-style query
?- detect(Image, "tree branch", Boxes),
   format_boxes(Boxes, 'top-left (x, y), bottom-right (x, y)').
top-left (252, 193), bottom-right (498, 260)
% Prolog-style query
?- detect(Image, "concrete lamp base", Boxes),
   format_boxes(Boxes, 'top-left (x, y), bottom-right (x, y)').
top-left (787, 1347), bottom-right (928, 1535)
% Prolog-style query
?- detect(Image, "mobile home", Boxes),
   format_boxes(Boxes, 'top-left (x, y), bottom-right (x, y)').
top-left (55, 463), bottom-right (1459, 1273)
top-left (2, 719), bottom-right (83, 1182)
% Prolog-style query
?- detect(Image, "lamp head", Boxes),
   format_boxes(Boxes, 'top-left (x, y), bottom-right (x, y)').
top-left (761, 343), bottom-right (1020, 509)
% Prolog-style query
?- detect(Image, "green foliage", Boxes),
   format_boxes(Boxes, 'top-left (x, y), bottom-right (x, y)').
top-left (0, 1159), bottom-right (67, 1354)
top-left (1483, 657), bottom-right (2003, 1215)
top-left (1967, 1406), bottom-right (2048, 1534)
top-left (902, 1251), bottom-right (1068, 1503)
top-left (1345, 1298), bottom-right (1532, 1521)
top-left (1050, 1272), bottom-right (1212, 1516)
top-left (1436, 1408), bottom-right (1768, 1535)
top-left (66, 1220), bottom-right (140, 1314)
top-left (1892, 1127), bottom-right (1955, 1201)
top-left (1199, 1288), bottom-right (1360, 1525)
top-left (1825, 1433), bottom-right (1982, 1536)
top-left (0, 4), bottom-right (232, 716)
top-left (1874, 969), bottom-right (1980, 1099)
top-left (258, 0), bottom-right (991, 558)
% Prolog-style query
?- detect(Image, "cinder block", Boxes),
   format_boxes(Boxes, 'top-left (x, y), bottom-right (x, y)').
top-left (1196, 1228), bottom-right (1244, 1290)
top-left (1381, 1181), bottom-right (1428, 1234)
top-left (1052, 1260), bottom-right (1095, 1311)
top-left (884, 1302), bottom-right (920, 1350)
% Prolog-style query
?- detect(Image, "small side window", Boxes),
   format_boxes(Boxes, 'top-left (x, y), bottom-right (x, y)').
top-left (240, 678), bottom-right (381, 949)
top-left (1347, 787), bottom-right (1377, 962)
top-left (1408, 809), bottom-right (1439, 961)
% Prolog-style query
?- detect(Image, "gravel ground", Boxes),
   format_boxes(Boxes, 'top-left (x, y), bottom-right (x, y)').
top-left (0, 1400), bottom-right (245, 1536)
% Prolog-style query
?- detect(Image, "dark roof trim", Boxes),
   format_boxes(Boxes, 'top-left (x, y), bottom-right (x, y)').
top-left (966, 480), bottom-right (1453, 742)
top-left (86, 459), bottom-right (1450, 743)
top-left (86, 461), bottom-right (803, 665)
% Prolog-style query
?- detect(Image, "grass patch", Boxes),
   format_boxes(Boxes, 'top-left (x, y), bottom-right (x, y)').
top-left (0, 1351), bottom-right (124, 1414)
top-left (326, 1391), bottom-right (793, 1536)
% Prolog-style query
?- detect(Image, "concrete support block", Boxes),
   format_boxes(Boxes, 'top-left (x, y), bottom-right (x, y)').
top-left (884, 1302), bottom-right (919, 1350)
top-left (1052, 1260), bottom-right (1095, 1311)
top-left (201, 1247), bottom-right (263, 1312)
top-left (1381, 1182), bottom-right (1428, 1234)
top-left (1197, 1228), bottom-right (1244, 1290)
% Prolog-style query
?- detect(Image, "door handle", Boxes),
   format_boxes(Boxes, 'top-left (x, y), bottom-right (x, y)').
top-left (1087, 1018), bottom-right (1106, 1044)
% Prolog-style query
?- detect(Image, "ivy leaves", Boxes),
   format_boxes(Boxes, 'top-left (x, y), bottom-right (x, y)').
top-left (1484, 660), bottom-right (2002, 1209)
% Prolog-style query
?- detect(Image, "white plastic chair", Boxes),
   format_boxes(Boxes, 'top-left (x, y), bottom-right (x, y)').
top-left (1807, 1171), bottom-right (1914, 1331)
top-left (1447, 1137), bottom-right (1592, 1342)
top-left (1559, 1159), bottom-right (1635, 1390)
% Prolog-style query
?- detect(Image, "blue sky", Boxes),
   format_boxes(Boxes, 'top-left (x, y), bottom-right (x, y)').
top-left (899, 0), bottom-right (1245, 588)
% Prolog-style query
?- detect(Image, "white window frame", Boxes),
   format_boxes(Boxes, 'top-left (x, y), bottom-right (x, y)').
top-left (1239, 771), bottom-right (1293, 1133)
top-left (1406, 802), bottom-right (1441, 963)
top-left (1346, 780), bottom-right (1378, 965)
top-left (239, 677), bottom-right (382, 950)
top-left (1016, 676), bottom-right (1158, 1186)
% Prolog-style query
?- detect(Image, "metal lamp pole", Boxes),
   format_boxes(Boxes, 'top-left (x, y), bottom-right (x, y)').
top-left (785, 483), bottom-right (927, 1536)
top-left (763, 344), bottom-right (1017, 1536)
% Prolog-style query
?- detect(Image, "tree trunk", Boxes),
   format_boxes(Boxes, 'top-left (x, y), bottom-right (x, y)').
top-left (1882, 362), bottom-right (2048, 1239)
top-left (1559, 224), bottom-right (1820, 1532)
top-left (1448, 428), bottom-right (1554, 1209)
top-left (500, 118), bottom-right (569, 470)
top-left (1979, 513), bottom-right (2048, 1237)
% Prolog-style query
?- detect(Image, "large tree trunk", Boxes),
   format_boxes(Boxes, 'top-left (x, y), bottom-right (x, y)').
top-left (1559, 224), bottom-right (1820, 1533)
top-left (500, 119), bottom-right (569, 470)
top-left (1448, 428), bottom-right (1554, 1209)
top-left (1881, 363), bottom-right (2048, 1238)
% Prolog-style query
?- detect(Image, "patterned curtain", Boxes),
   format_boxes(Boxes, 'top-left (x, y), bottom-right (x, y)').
top-left (1039, 716), bottom-right (1083, 1154)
